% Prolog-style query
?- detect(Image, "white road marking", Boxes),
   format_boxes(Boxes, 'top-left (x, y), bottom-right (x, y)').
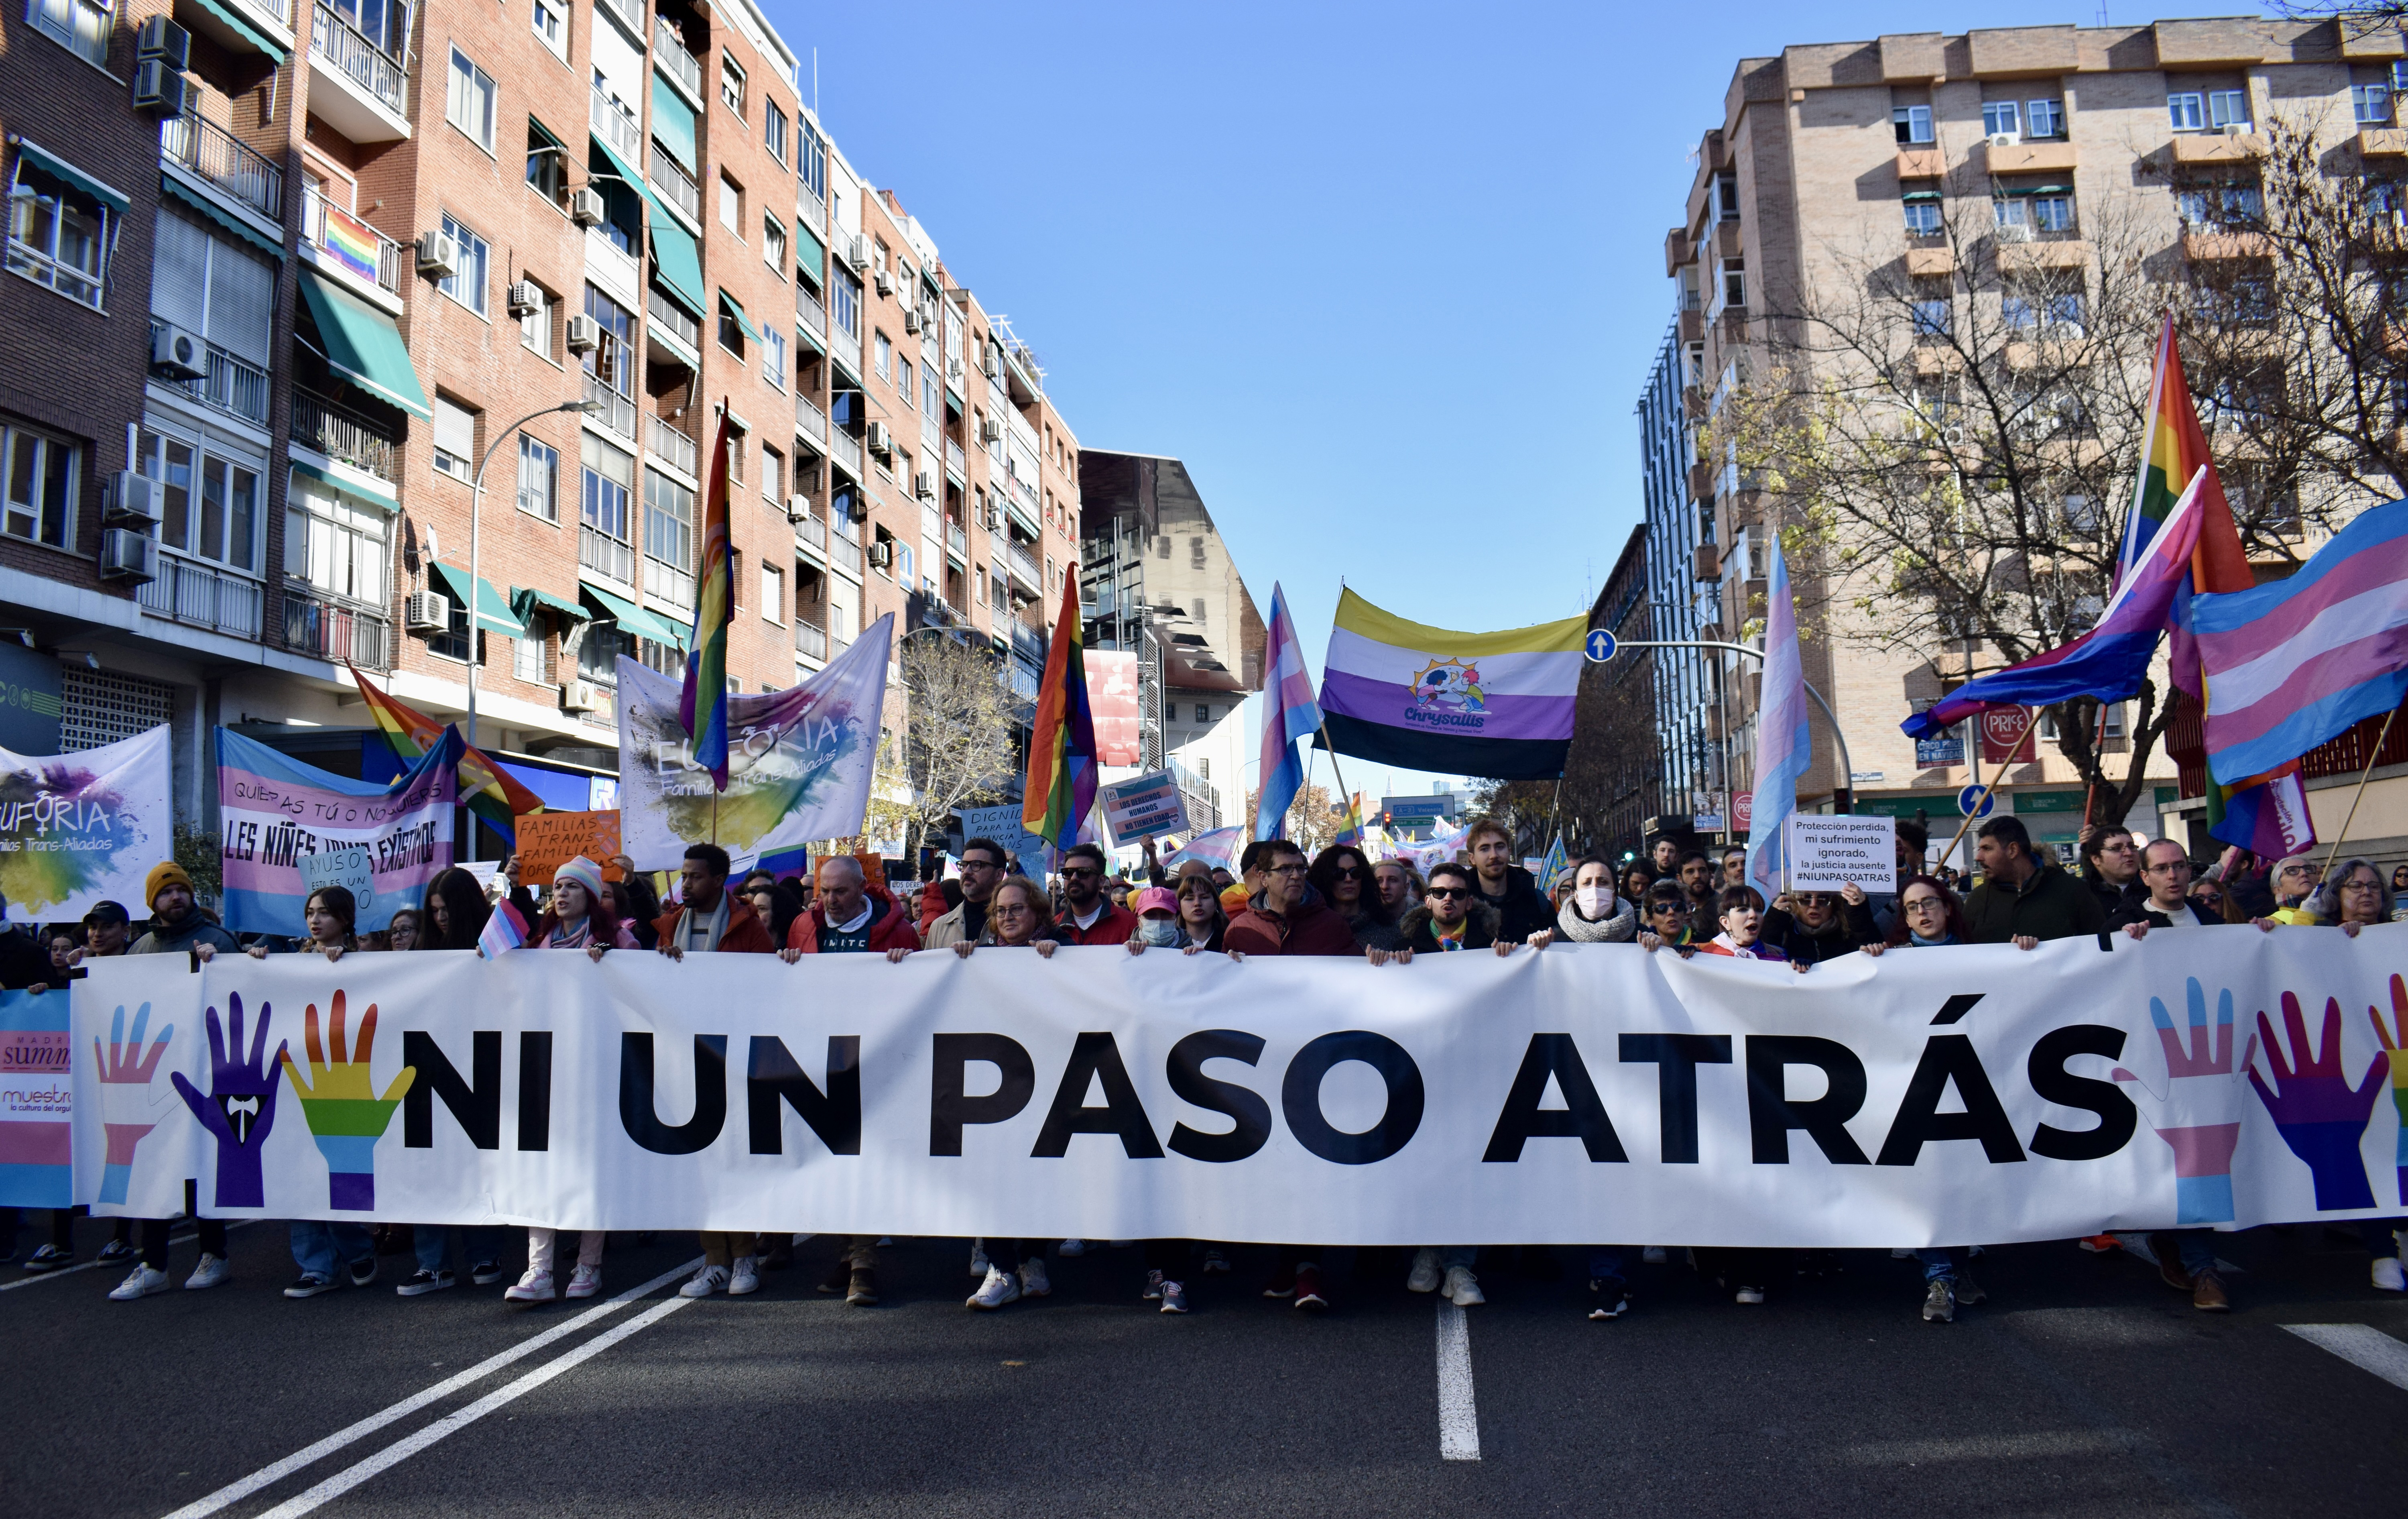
top-left (252, 1294), bottom-right (696, 1518)
top-left (1435, 1299), bottom-right (1481, 1462)
top-left (2283, 1323), bottom-right (2408, 1392)
top-left (161, 1256), bottom-right (702, 1519)
top-left (0, 1221), bottom-right (260, 1293)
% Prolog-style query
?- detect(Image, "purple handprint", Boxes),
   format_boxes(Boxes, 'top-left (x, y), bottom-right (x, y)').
top-left (2247, 992), bottom-right (2386, 1212)
top-left (169, 993), bottom-right (287, 1209)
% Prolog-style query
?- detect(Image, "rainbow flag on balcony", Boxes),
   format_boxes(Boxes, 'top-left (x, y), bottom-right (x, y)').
top-left (319, 203), bottom-right (384, 283)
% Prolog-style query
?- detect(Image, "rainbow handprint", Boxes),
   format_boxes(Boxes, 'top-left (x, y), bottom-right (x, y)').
top-left (2247, 991), bottom-right (2384, 1211)
top-left (2372, 974), bottom-right (2408, 1208)
top-left (278, 991), bottom-right (414, 1211)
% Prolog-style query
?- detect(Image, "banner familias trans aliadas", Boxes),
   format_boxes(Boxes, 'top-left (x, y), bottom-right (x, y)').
top-left (66, 931), bottom-right (2408, 1245)
top-left (0, 724), bottom-right (170, 921)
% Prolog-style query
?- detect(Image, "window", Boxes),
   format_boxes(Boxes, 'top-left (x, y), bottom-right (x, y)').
top-left (765, 103), bottom-right (787, 165)
top-left (1912, 296), bottom-right (1950, 337)
top-left (433, 398), bottom-right (476, 480)
top-left (898, 542), bottom-right (913, 584)
top-left (531, 0), bottom-right (564, 58)
top-left (519, 283), bottom-right (553, 356)
top-left (517, 434), bottom-right (559, 520)
top-left (1721, 265), bottom-right (1745, 308)
top-left (2002, 291), bottom-right (2037, 330)
top-left (897, 357), bottom-right (913, 408)
top-left (514, 630), bottom-right (545, 682)
top-left (762, 444), bottom-right (783, 500)
top-left (2, 421), bottom-right (75, 548)
top-left (439, 213), bottom-right (490, 315)
top-left (923, 369), bottom-right (939, 417)
top-left (720, 53), bottom-right (745, 116)
top-left (584, 285), bottom-right (634, 396)
top-left (799, 118), bottom-right (826, 205)
top-left (1982, 101), bottom-right (2020, 138)
top-left (2169, 93), bottom-right (2204, 131)
top-left (1994, 196), bottom-right (2030, 229)
top-left (2209, 90), bottom-right (2249, 129)
top-left (643, 468), bottom-right (695, 609)
top-left (718, 173), bottom-right (742, 235)
top-left (833, 270), bottom-right (860, 338)
top-left (2357, 83), bottom-right (2393, 126)
top-left (763, 216), bottom-right (785, 272)
top-left (285, 476), bottom-right (388, 607)
top-left (138, 426), bottom-right (258, 571)
top-left (2178, 183), bottom-right (2263, 228)
top-left (525, 122), bottom-right (567, 206)
top-left (2032, 194), bottom-right (2075, 232)
top-left (726, 428), bottom-right (744, 485)
top-left (1893, 104), bottom-right (1934, 145)
top-left (26, 0), bottom-right (109, 66)
top-left (762, 322), bottom-right (786, 389)
top-left (1714, 173), bottom-right (1738, 221)
top-left (1196, 705), bottom-right (1212, 723)
top-left (149, 207), bottom-right (274, 381)
top-left (718, 301), bottom-right (747, 359)
top-left (761, 562), bottom-right (782, 622)
top-left (2027, 98), bottom-right (2065, 138)
top-left (6, 155), bottom-right (110, 309)
top-left (581, 432), bottom-right (635, 584)
top-left (447, 48), bottom-right (496, 153)
top-left (1902, 197), bottom-right (1941, 234)
top-left (875, 330), bottom-right (892, 378)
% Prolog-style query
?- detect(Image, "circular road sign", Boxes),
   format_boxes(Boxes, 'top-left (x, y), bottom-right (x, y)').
top-left (1957, 784), bottom-right (1997, 819)
top-left (1584, 629), bottom-right (1617, 663)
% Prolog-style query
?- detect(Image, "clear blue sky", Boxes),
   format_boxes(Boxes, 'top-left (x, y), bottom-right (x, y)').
top-left (773, 0), bottom-right (2262, 807)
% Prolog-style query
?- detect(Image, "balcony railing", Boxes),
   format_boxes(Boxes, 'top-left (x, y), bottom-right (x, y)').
top-left (580, 524), bottom-right (635, 586)
top-left (1005, 466), bottom-right (1039, 511)
top-left (946, 520), bottom-right (966, 558)
top-left (645, 412), bottom-right (695, 477)
top-left (644, 556), bottom-right (694, 614)
top-left (828, 523), bottom-right (862, 574)
top-left (137, 553), bottom-right (263, 638)
top-left (1006, 536), bottom-right (1039, 585)
top-left (593, 0), bottom-right (642, 35)
top-left (148, 318), bottom-right (268, 424)
top-left (1011, 620), bottom-right (1047, 667)
top-left (828, 429), bottom-right (863, 477)
top-left (583, 372), bottom-right (636, 441)
top-left (591, 85), bottom-right (641, 165)
top-left (649, 144), bottom-right (698, 223)
top-left (160, 113), bottom-right (284, 224)
top-left (796, 285), bottom-right (826, 338)
top-left (794, 393), bottom-right (827, 445)
top-left (793, 511), bottom-right (825, 551)
top-left (280, 588), bottom-right (392, 668)
top-left (311, 2), bottom-right (406, 116)
top-left (647, 287), bottom-right (699, 354)
top-left (797, 190), bottom-right (826, 237)
top-left (946, 437), bottom-right (966, 477)
top-left (585, 224), bottom-right (639, 297)
top-left (292, 387), bottom-right (399, 481)
top-left (653, 15), bottom-right (700, 96)
top-left (793, 620), bottom-right (826, 660)
top-left (302, 188), bottom-right (401, 293)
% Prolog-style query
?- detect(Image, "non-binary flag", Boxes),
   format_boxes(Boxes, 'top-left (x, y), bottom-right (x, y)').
top-left (1744, 542), bottom-right (1815, 899)
top-left (1023, 574), bottom-right (1098, 849)
top-left (1255, 583), bottom-right (1323, 842)
top-left (1318, 588), bottom-right (1586, 780)
top-left (348, 664), bottom-right (544, 846)
top-left (679, 406), bottom-right (736, 790)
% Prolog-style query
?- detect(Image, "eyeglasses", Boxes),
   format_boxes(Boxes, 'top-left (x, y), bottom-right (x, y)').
top-left (1426, 886), bottom-right (1470, 900)
top-left (2144, 860), bottom-right (2191, 875)
top-left (1903, 897), bottom-right (1946, 914)
top-left (960, 858), bottom-right (1002, 871)
top-left (1268, 863), bottom-right (1308, 876)
top-left (1796, 894), bottom-right (1837, 906)
top-left (1060, 866), bottom-right (1101, 879)
top-left (1649, 902), bottom-right (1686, 914)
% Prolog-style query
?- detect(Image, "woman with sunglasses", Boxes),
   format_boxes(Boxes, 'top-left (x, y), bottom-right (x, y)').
top-left (1311, 844), bottom-right (1406, 952)
top-left (1634, 882), bottom-right (1705, 957)
top-left (1759, 879), bottom-right (1881, 965)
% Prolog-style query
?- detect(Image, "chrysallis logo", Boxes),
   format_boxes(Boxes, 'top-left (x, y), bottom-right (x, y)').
top-left (1406, 658), bottom-right (1487, 729)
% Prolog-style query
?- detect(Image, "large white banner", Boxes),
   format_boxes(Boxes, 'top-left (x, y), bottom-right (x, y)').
top-left (0, 723), bottom-right (170, 922)
top-left (66, 929), bottom-right (2408, 1246)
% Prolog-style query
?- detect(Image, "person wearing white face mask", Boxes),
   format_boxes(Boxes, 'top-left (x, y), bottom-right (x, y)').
top-left (1551, 857), bottom-right (1637, 944)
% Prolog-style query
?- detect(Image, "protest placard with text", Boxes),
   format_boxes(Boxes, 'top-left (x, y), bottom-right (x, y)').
top-left (1781, 814), bottom-right (1896, 893)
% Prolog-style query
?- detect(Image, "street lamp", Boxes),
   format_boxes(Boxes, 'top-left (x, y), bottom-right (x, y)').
top-left (466, 399), bottom-right (598, 752)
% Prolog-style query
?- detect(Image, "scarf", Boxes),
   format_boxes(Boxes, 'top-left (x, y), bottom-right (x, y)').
top-left (1555, 895), bottom-right (1633, 943)
top-left (680, 892), bottom-right (731, 953)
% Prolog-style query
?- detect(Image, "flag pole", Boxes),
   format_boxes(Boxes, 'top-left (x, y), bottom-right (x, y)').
top-left (1316, 720), bottom-right (1358, 839)
top-left (2321, 705), bottom-right (2400, 874)
top-left (1937, 712), bottom-right (2041, 873)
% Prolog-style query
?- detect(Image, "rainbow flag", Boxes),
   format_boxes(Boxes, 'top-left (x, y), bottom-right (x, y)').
top-left (347, 664), bottom-right (544, 845)
top-left (320, 203), bottom-right (384, 283)
top-left (1332, 790), bottom-right (1367, 847)
top-left (1022, 573), bottom-right (1097, 849)
top-left (679, 408), bottom-right (735, 789)
top-left (1319, 588), bottom-right (1586, 780)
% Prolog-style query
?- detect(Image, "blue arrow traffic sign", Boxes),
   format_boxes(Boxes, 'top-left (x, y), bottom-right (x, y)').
top-left (1584, 629), bottom-right (1617, 663)
top-left (1957, 784), bottom-right (1997, 819)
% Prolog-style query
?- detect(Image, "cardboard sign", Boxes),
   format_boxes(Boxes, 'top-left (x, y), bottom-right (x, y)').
top-left (514, 810), bottom-right (624, 884)
top-left (299, 845), bottom-right (380, 914)
top-left (956, 804), bottom-right (1049, 879)
top-left (1096, 770), bottom-right (1189, 849)
top-left (1780, 814), bottom-right (1896, 893)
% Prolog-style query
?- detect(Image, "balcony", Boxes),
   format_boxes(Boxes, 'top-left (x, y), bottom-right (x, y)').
top-left (1006, 536), bottom-right (1039, 587)
top-left (148, 318), bottom-right (268, 425)
top-left (292, 387), bottom-right (399, 482)
top-left (647, 286), bottom-right (699, 356)
top-left (1983, 138), bottom-right (2078, 175)
top-left (280, 588), bottom-right (393, 669)
top-left (1005, 464), bottom-right (1039, 511)
top-left (649, 145), bottom-right (698, 224)
top-left (309, 2), bottom-right (408, 134)
top-left (583, 373), bottom-right (636, 441)
top-left (827, 522), bottom-right (862, 575)
top-left (160, 113), bottom-right (284, 224)
top-left (592, 85), bottom-right (641, 165)
top-left (137, 553), bottom-right (263, 638)
top-left (653, 15), bottom-right (700, 98)
top-left (646, 412), bottom-right (695, 477)
top-left (1011, 619), bottom-right (1047, 667)
top-left (644, 556), bottom-right (693, 614)
top-left (302, 188), bottom-right (402, 295)
top-left (585, 224), bottom-right (639, 303)
top-left (946, 519), bottom-right (966, 560)
top-left (580, 525), bottom-right (635, 586)
top-left (794, 510), bottom-right (825, 551)
top-left (946, 436), bottom-right (966, 479)
top-left (796, 285), bottom-right (826, 339)
top-left (794, 619), bottom-right (826, 660)
top-left (795, 393), bottom-right (827, 445)
top-left (828, 429), bottom-right (863, 479)
top-left (797, 190), bottom-right (826, 238)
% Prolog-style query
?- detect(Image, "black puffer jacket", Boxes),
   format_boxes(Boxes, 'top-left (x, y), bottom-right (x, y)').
top-left (1474, 865), bottom-right (1551, 944)
top-left (1759, 899), bottom-right (1881, 965)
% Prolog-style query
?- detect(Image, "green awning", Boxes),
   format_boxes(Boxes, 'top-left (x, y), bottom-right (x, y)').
top-left (295, 268), bottom-right (431, 419)
top-left (161, 173), bottom-right (283, 258)
top-left (1997, 183), bottom-right (2072, 196)
top-left (510, 585), bottom-right (590, 624)
top-left (10, 136), bottom-right (128, 211)
top-left (580, 580), bottom-right (688, 649)
top-left (1902, 189), bottom-right (1941, 201)
top-left (645, 193), bottom-right (705, 311)
top-left (718, 287), bottom-right (750, 331)
top-left (189, 0), bottom-right (287, 61)
top-left (589, 132), bottom-right (642, 199)
top-left (794, 220), bottom-right (825, 280)
top-left (287, 456), bottom-right (397, 513)
top-left (649, 74), bottom-right (696, 171)
top-left (430, 562), bottom-right (530, 638)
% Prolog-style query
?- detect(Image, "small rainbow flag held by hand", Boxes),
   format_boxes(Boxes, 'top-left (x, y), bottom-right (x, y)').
top-left (348, 664), bottom-right (544, 846)
top-left (1023, 572), bottom-right (1098, 849)
top-left (679, 406), bottom-right (736, 790)
top-left (477, 900), bottom-right (527, 959)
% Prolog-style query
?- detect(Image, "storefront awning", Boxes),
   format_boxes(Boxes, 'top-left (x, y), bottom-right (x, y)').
top-left (510, 584), bottom-right (591, 624)
top-left (580, 580), bottom-right (688, 649)
top-left (296, 268), bottom-right (432, 419)
top-left (430, 562), bottom-right (530, 638)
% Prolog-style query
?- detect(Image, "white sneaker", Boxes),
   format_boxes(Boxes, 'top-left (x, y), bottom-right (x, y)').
top-left (1406, 1247), bottom-right (1442, 1293)
top-left (1056, 1238), bottom-right (1091, 1257)
top-left (678, 1263), bottom-right (729, 1299)
top-left (565, 1264), bottom-right (602, 1299)
top-left (184, 1254), bottom-right (230, 1291)
top-left (1019, 1257), bottom-right (1051, 1297)
top-left (969, 1240), bottom-right (990, 1277)
top-left (1735, 1285), bottom-right (1766, 1305)
top-left (108, 1264), bottom-right (170, 1301)
top-left (1641, 1246), bottom-right (1668, 1265)
top-left (967, 1266), bottom-right (1021, 1309)
top-left (728, 1256), bottom-right (760, 1296)
top-left (2375, 1256), bottom-right (2406, 1293)
top-left (504, 1267), bottom-right (555, 1303)
top-left (1443, 1265), bottom-right (1485, 1307)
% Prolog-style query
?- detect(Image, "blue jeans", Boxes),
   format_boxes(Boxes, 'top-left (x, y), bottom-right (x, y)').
top-left (1914, 1247), bottom-right (1967, 1282)
top-left (2360, 1219), bottom-right (2404, 1259)
top-left (414, 1224), bottom-right (504, 1274)
top-left (1421, 1246), bottom-right (1476, 1270)
top-left (290, 1221), bottom-right (374, 1281)
top-left (1586, 1247), bottom-right (1626, 1283)
top-left (2155, 1229), bottom-right (2219, 1275)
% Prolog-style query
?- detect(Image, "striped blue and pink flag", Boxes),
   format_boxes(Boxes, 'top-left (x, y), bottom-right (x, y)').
top-left (1254, 583), bottom-right (1323, 841)
top-left (477, 900), bottom-right (528, 960)
top-left (1744, 542), bottom-right (1814, 899)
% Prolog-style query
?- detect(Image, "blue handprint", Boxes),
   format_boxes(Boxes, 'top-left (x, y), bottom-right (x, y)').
top-left (169, 993), bottom-right (287, 1209)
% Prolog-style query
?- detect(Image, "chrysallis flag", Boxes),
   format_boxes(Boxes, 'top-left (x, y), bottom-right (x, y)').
top-left (214, 725), bottom-right (460, 934)
top-left (2198, 497), bottom-right (2408, 787)
top-left (1023, 575), bottom-right (1098, 849)
top-left (678, 407), bottom-right (736, 790)
top-left (1253, 582), bottom-right (1322, 841)
top-left (1318, 588), bottom-right (1585, 780)
top-left (1902, 470), bottom-right (2207, 740)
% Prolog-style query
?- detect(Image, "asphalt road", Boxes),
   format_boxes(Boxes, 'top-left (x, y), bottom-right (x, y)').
top-left (5, 1215), bottom-right (2406, 1517)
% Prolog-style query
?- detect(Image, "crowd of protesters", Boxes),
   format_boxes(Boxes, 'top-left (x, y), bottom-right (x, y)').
top-left (6, 810), bottom-right (2403, 1328)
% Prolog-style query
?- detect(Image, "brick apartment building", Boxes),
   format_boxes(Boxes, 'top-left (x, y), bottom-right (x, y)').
top-left (1649, 16), bottom-right (2408, 865)
top-left (0, 0), bottom-right (1082, 854)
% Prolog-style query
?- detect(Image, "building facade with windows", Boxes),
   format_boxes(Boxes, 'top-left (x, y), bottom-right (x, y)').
top-left (0, 0), bottom-right (1083, 847)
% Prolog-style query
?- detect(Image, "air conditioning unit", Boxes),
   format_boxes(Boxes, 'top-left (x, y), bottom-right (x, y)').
top-left (865, 420), bottom-right (892, 453)
top-left (149, 323), bottom-right (207, 381)
top-left (415, 230), bottom-right (458, 278)
top-left (1987, 132), bottom-right (2018, 148)
top-left (913, 470), bottom-right (934, 499)
top-left (982, 505), bottom-right (1001, 530)
top-left (565, 314), bottom-right (600, 353)
top-left (867, 541), bottom-right (894, 569)
top-left (947, 357), bottom-right (964, 382)
top-left (978, 417), bottom-right (1002, 443)
top-left (983, 351), bottom-right (1001, 379)
top-left (135, 15), bottom-right (189, 70)
top-left (872, 269), bottom-right (894, 296)
top-left (569, 188), bottom-right (605, 227)
top-left (1995, 222), bottom-right (2033, 244)
top-left (98, 529), bottom-right (156, 583)
top-left (846, 235), bottom-right (870, 271)
top-left (559, 679), bottom-right (598, 713)
top-left (903, 310), bottom-right (923, 334)
top-left (507, 281), bottom-right (541, 317)
top-left (105, 470), bottom-right (161, 526)
top-left (2224, 121), bottom-right (2251, 136)
top-left (786, 494), bottom-right (814, 523)
top-left (131, 60), bottom-right (188, 118)
top-left (404, 591), bottom-right (453, 632)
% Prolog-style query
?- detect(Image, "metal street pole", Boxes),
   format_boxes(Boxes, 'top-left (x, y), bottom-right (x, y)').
top-left (466, 399), bottom-right (596, 757)
top-left (1605, 639), bottom-right (1856, 814)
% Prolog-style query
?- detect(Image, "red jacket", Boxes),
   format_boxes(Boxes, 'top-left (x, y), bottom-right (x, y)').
top-left (1225, 895), bottom-right (1362, 957)
top-left (787, 885), bottom-right (924, 954)
top-left (651, 893), bottom-right (777, 954)
top-left (1056, 898), bottom-right (1141, 946)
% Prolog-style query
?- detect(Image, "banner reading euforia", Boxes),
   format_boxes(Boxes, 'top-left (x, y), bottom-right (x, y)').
top-left (0, 723), bottom-right (170, 920)
top-left (68, 930), bottom-right (2408, 1245)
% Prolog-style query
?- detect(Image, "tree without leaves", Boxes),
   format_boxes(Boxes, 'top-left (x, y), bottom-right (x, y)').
top-left (1244, 780), bottom-right (1339, 857)
top-left (864, 633), bottom-right (1021, 863)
